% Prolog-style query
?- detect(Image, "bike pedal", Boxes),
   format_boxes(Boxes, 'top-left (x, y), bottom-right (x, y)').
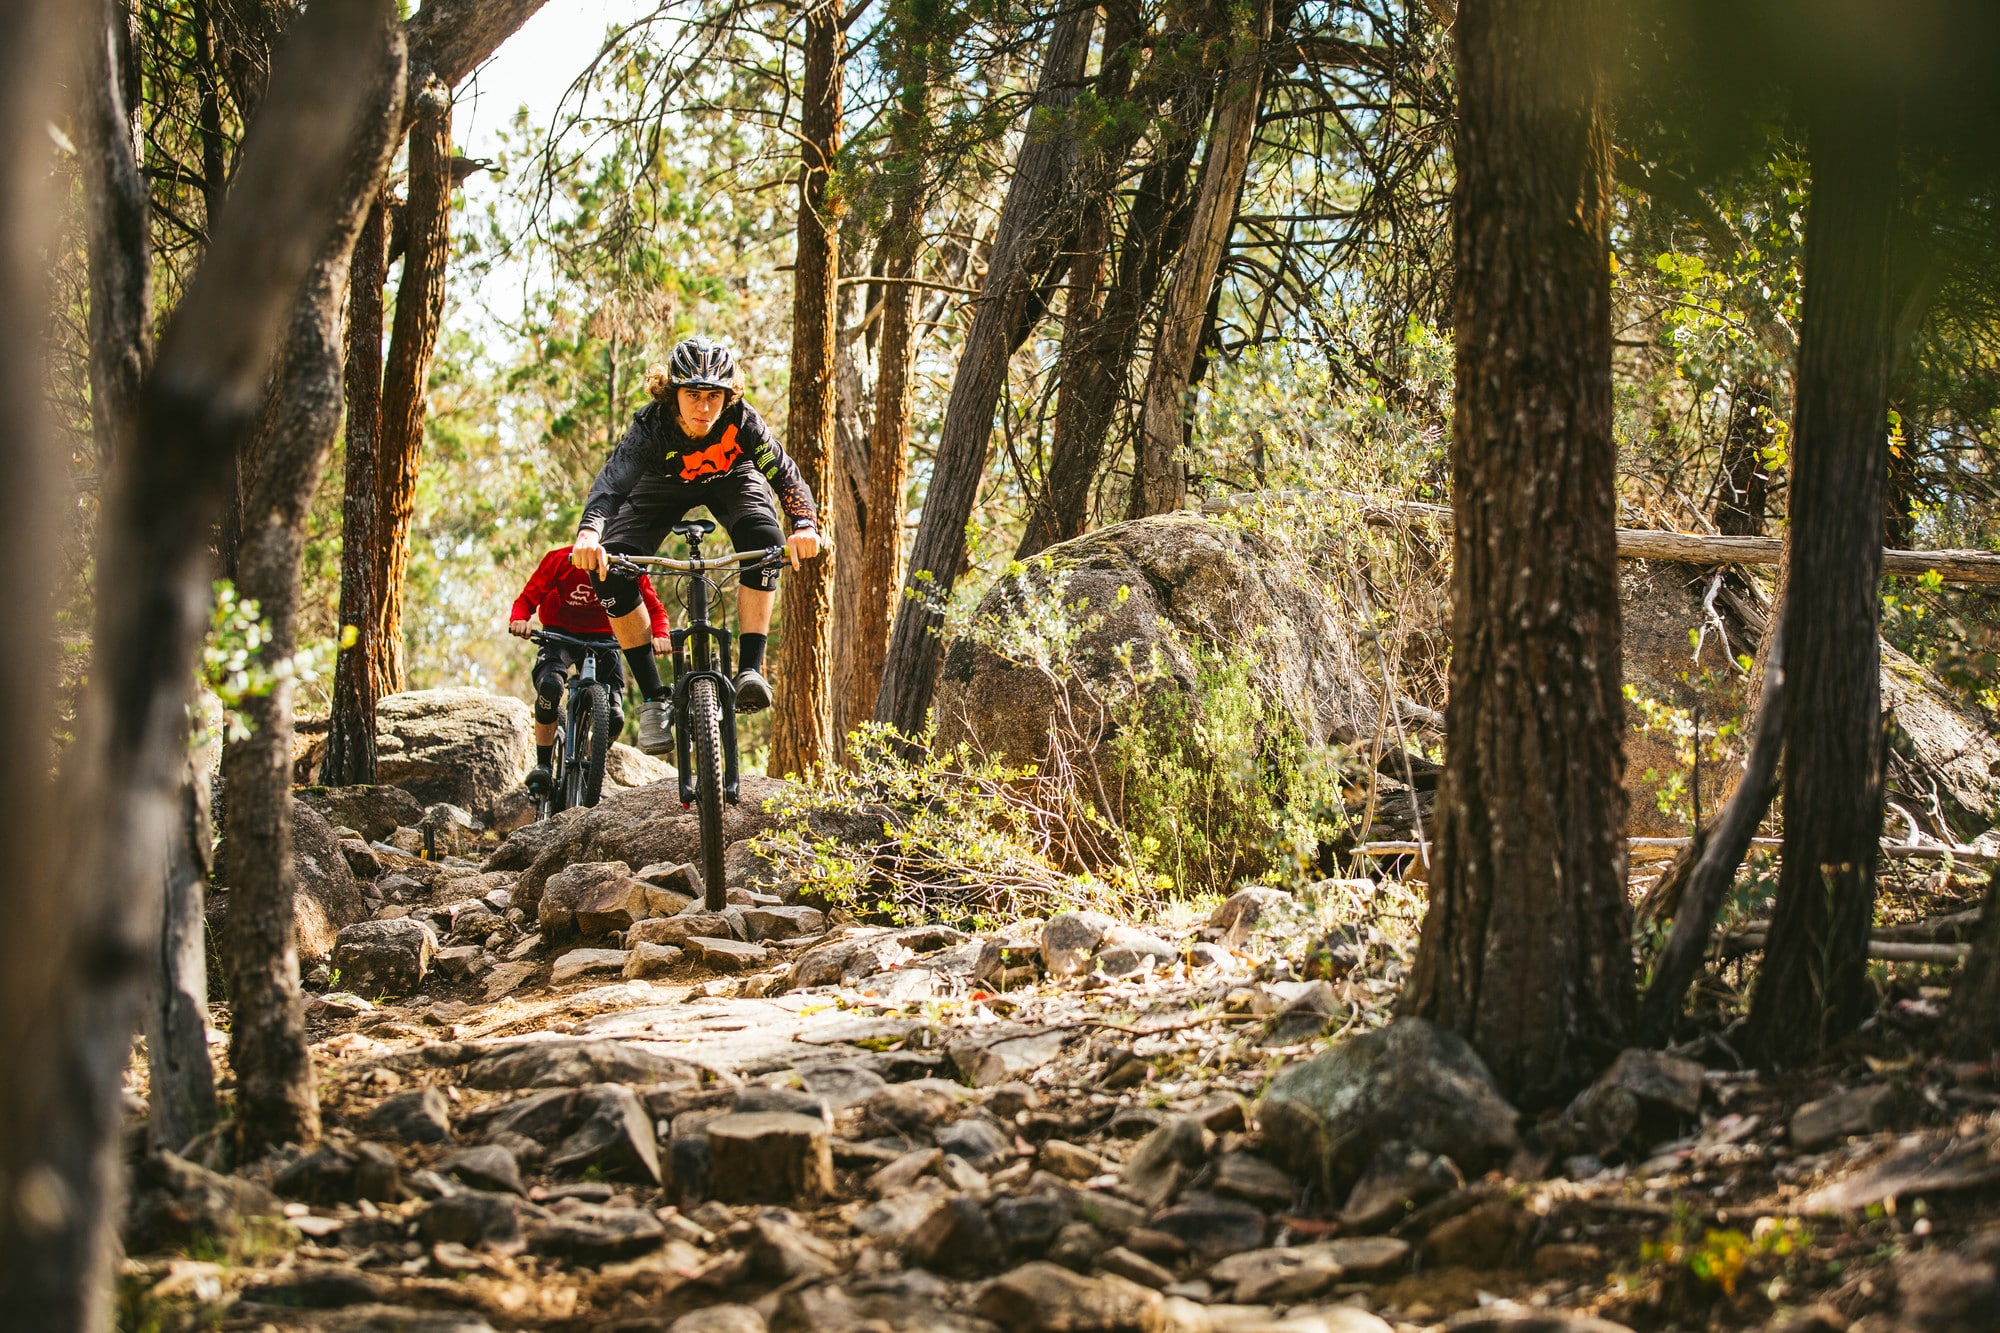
top-left (682, 803), bottom-right (691, 811)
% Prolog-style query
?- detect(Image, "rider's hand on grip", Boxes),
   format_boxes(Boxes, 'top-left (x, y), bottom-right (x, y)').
top-left (785, 528), bottom-right (820, 570)
top-left (571, 530), bottom-right (609, 576)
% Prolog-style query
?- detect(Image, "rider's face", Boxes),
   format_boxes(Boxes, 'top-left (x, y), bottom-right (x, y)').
top-left (677, 387), bottom-right (726, 436)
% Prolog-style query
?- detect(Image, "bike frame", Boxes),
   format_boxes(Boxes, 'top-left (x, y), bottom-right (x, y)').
top-left (609, 539), bottom-right (784, 808)
top-left (528, 628), bottom-right (620, 805)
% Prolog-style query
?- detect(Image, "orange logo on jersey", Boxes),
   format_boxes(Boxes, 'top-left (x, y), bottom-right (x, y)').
top-left (679, 424), bottom-right (740, 481)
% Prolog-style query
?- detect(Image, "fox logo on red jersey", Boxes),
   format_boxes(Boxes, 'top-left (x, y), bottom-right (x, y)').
top-left (679, 425), bottom-right (740, 481)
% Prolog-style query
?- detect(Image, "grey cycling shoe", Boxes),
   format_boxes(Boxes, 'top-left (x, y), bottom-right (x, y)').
top-left (734, 668), bottom-right (772, 713)
top-left (636, 699), bottom-right (673, 755)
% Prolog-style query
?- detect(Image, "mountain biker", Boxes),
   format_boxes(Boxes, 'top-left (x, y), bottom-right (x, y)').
top-left (508, 544), bottom-right (670, 795)
top-left (569, 334), bottom-right (822, 755)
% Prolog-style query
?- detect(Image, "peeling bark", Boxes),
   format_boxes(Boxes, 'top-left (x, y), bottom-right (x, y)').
top-left (369, 77), bottom-right (451, 695)
top-left (771, 0), bottom-right (845, 777)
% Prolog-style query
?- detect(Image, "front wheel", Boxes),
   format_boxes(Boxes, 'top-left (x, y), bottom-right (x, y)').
top-left (565, 683), bottom-right (613, 811)
top-left (579, 683), bottom-right (614, 808)
top-left (542, 723), bottom-right (568, 819)
top-left (689, 675), bottom-right (727, 911)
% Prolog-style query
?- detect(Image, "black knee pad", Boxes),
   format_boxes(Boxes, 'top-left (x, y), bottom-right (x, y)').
top-left (591, 567), bottom-right (644, 618)
top-left (532, 664), bottom-right (564, 722)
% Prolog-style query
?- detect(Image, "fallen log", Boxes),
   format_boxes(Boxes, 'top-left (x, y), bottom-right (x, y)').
top-left (1201, 491), bottom-right (2000, 586)
top-left (1354, 837), bottom-right (1997, 865)
top-left (1721, 935), bottom-right (1970, 965)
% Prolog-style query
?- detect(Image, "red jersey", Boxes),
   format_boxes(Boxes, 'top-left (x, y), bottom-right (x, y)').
top-left (511, 547), bottom-right (669, 638)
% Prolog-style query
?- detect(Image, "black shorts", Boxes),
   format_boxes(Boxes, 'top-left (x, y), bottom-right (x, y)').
top-left (595, 470), bottom-right (787, 610)
top-left (532, 638), bottom-right (624, 707)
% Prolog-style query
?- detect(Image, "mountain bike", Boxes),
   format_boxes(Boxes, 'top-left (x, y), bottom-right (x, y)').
top-left (527, 628), bottom-right (621, 819)
top-left (608, 521), bottom-right (787, 911)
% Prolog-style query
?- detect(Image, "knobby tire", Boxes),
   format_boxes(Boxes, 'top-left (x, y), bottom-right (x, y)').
top-left (544, 722), bottom-right (568, 819)
top-left (690, 676), bottom-right (727, 911)
top-left (580, 684), bottom-right (614, 808)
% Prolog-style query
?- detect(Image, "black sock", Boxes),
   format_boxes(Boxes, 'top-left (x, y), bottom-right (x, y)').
top-left (536, 744), bottom-right (552, 768)
top-left (623, 644), bottom-right (666, 700)
top-left (740, 632), bottom-right (767, 673)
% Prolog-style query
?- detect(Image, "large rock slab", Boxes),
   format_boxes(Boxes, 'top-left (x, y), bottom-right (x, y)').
top-left (1257, 1017), bottom-right (1520, 1197)
top-left (512, 775), bottom-right (803, 920)
top-left (373, 687), bottom-right (535, 825)
top-left (604, 742), bottom-right (674, 789)
top-left (934, 515), bottom-right (1380, 873)
top-left (289, 801), bottom-right (370, 963)
top-left (459, 1038), bottom-right (703, 1091)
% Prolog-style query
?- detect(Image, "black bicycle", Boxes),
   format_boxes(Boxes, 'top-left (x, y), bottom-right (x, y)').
top-left (527, 628), bottom-right (621, 819)
top-left (609, 520), bottom-right (786, 911)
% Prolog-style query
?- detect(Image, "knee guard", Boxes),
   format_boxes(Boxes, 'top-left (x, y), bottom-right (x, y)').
top-left (591, 566), bottom-right (644, 618)
top-left (533, 667), bottom-right (563, 723)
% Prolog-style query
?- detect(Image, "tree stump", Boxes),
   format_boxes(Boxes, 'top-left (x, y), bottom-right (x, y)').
top-left (706, 1113), bottom-right (835, 1203)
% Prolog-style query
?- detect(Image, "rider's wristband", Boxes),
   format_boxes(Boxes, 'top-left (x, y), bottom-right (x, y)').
top-left (790, 519), bottom-right (818, 534)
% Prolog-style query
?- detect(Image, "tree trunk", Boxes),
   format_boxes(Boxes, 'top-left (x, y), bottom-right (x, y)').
top-left (1017, 10), bottom-right (1206, 559)
top-left (1129, 0), bottom-right (1272, 518)
top-left (850, 206), bottom-right (919, 730)
top-left (1743, 106), bottom-right (1897, 1067)
top-left (1714, 378), bottom-right (1770, 537)
top-left (1401, 0), bottom-right (1631, 1107)
top-left (0, 0), bottom-right (85, 1315)
top-left (1638, 622), bottom-right (1785, 1043)
top-left (846, 21), bottom-right (936, 730)
top-left (0, 3), bottom-right (392, 1320)
top-left (225, 32), bottom-right (406, 1158)
top-left (874, 5), bottom-right (1096, 738)
top-left (829, 230), bottom-right (875, 758)
top-left (367, 78), bottom-right (451, 695)
top-left (771, 0), bottom-right (844, 778)
top-left (78, 0), bottom-right (151, 469)
top-left (81, 0), bottom-right (216, 1153)
top-left (323, 189), bottom-right (388, 786)
top-left (145, 749), bottom-right (219, 1153)
top-left (1949, 871), bottom-right (2000, 1058)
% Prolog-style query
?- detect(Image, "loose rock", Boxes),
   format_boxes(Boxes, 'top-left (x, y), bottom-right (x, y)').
top-left (331, 917), bottom-right (437, 996)
top-left (975, 1260), bottom-right (1162, 1333)
top-left (1042, 911), bottom-right (1118, 977)
top-left (1791, 1083), bottom-right (1896, 1152)
top-left (623, 941), bottom-right (685, 979)
top-left (547, 1083), bottom-right (662, 1184)
top-left (689, 935), bottom-right (769, 972)
top-left (442, 1144), bottom-right (524, 1195)
top-left (363, 1087), bottom-right (452, 1144)
top-left (1258, 1017), bottom-right (1519, 1197)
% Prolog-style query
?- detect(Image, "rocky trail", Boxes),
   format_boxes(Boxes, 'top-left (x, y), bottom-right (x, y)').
top-left (121, 769), bottom-right (2000, 1333)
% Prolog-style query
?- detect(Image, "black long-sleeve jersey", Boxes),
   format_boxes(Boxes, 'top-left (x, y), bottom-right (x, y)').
top-left (578, 398), bottom-right (820, 536)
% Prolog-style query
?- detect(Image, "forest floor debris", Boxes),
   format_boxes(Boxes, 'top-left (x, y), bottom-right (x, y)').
top-left (121, 810), bottom-right (2000, 1333)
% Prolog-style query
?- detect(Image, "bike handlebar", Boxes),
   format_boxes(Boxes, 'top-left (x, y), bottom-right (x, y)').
top-left (528, 628), bottom-right (620, 651)
top-left (609, 547), bottom-right (787, 576)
